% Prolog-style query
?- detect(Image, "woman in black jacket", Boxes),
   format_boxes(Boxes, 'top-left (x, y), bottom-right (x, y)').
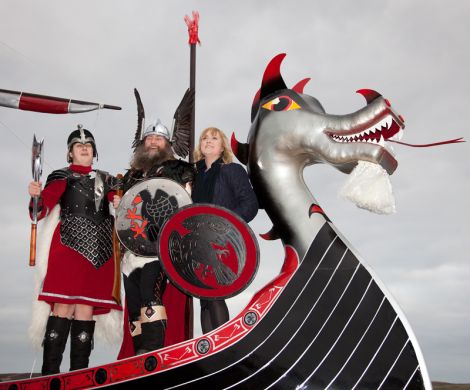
top-left (192, 127), bottom-right (258, 333)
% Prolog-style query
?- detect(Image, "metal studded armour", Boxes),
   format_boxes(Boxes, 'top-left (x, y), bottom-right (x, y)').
top-left (55, 168), bottom-right (114, 269)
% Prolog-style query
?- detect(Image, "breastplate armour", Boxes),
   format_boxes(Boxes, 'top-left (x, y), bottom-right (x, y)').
top-left (60, 173), bottom-right (110, 224)
top-left (59, 171), bottom-right (113, 269)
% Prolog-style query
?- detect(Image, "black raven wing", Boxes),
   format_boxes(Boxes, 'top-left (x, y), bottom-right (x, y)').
top-left (171, 88), bottom-right (194, 159)
top-left (142, 189), bottom-right (179, 241)
top-left (182, 215), bottom-right (240, 285)
top-left (168, 230), bottom-right (208, 289)
top-left (132, 88), bottom-right (145, 149)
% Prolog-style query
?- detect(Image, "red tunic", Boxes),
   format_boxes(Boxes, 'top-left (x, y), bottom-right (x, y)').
top-left (36, 164), bottom-right (121, 315)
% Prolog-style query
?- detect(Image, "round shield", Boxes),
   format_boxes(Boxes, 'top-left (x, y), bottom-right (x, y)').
top-left (116, 178), bottom-right (192, 257)
top-left (158, 203), bottom-right (260, 300)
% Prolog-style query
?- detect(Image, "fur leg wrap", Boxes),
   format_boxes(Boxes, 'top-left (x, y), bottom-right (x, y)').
top-left (41, 316), bottom-right (71, 375)
top-left (70, 319), bottom-right (95, 371)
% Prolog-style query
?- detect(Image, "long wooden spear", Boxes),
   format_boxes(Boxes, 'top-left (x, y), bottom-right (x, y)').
top-left (179, 11), bottom-right (201, 339)
top-left (184, 11), bottom-right (200, 163)
top-left (111, 174), bottom-right (124, 305)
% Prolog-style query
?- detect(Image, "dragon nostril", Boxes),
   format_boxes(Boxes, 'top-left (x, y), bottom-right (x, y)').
top-left (398, 114), bottom-right (405, 123)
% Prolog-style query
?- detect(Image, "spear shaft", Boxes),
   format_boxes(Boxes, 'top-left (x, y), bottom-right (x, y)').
top-left (184, 11), bottom-right (200, 163)
top-left (189, 44), bottom-right (196, 163)
top-left (112, 174), bottom-right (124, 305)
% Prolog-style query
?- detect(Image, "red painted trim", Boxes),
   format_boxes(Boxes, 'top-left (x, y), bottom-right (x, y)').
top-left (19, 94), bottom-right (69, 114)
top-left (1, 246), bottom-right (299, 389)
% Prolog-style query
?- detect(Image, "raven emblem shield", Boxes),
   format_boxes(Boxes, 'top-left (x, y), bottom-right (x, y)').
top-left (158, 204), bottom-right (259, 299)
top-left (115, 178), bottom-right (192, 257)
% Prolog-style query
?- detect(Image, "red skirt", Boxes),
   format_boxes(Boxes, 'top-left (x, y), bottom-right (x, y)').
top-left (38, 223), bottom-right (122, 315)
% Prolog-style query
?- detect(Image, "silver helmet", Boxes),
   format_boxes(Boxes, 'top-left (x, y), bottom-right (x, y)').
top-left (66, 124), bottom-right (97, 162)
top-left (142, 118), bottom-right (170, 141)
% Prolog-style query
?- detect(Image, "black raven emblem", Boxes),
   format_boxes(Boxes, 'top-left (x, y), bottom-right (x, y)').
top-left (140, 188), bottom-right (179, 241)
top-left (168, 214), bottom-right (246, 288)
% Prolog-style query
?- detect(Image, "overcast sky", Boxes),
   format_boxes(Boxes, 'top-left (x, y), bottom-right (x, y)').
top-left (0, 0), bottom-right (469, 383)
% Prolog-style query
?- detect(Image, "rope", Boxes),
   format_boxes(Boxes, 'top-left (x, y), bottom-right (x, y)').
top-left (388, 137), bottom-right (465, 148)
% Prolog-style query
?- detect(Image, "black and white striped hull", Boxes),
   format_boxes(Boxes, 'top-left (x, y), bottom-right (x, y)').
top-left (116, 222), bottom-right (429, 389)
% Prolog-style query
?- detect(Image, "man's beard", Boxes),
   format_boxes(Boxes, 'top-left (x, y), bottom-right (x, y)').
top-left (130, 143), bottom-right (174, 172)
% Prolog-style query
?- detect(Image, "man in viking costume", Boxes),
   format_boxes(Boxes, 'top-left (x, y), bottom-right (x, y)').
top-left (28, 125), bottom-right (121, 375)
top-left (116, 116), bottom-right (194, 356)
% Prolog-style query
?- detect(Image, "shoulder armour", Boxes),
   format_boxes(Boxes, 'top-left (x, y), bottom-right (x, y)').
top-left (45, 168), bottom-right (71, 187)
top-left (95, 169), bottom-right (118, 189)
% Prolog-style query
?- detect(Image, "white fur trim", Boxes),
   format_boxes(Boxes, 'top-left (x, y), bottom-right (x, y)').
top-left (29, 205), bottom-right (60, 349)
top-left (28, 205), bottom-right (123, 349)
top-left (121, 251), bottom-right (157, 277)
top-left (339, 160), bottom-right (396, 214)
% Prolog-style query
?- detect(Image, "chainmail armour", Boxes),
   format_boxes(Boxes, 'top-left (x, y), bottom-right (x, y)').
top-left (60, 215), bottom-right (113, 269)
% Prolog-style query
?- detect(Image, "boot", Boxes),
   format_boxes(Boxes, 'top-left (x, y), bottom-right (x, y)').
top-left (41, 316), bottom-right (72, 375)
top-left (130, 320), bottom-right (142, 354)
top-left (69, 319), bottom-right (95, 371)
top-left (137, 320), bottom-right (166, 354)
top-left (136, 303), bottom-right (167, 354)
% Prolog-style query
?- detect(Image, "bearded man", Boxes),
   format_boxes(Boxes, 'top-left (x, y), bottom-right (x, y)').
top-left (115, 120), bottom-right (194, 356)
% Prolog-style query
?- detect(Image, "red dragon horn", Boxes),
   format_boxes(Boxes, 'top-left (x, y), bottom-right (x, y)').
top-left (251, 89), bottom-right (261, 122)
top-left (260, 53), bottom-right (288, 100)
top-left (292, 78), bottom-right (311, 93)
top-left (231, 132), bottom-right (249, 165)
top-left (356, 89), bottom-right (382, 104)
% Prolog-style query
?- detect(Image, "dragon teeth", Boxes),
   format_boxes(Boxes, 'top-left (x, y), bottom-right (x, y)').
top-left (332, 114), bottom-right (395, 144)
top-left (332, 134), bottom-right (384, 146)
top-left (357, 115), bottom-right (391, 138)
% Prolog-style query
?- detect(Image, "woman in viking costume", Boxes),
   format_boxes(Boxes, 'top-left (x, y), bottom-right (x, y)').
top-left (28, 125), bottom-right (121, 375)
top-left (192, 127), bottom-right (258, 333)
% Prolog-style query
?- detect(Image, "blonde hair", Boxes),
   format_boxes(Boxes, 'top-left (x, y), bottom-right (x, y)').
top-left (193, 127), bottom-right (234, 164)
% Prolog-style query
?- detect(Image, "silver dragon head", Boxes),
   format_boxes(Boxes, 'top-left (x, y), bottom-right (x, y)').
top-left (241, 54), bottom-right (404, 177)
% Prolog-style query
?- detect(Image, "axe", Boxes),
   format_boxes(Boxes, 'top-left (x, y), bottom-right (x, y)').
top-left (30, 134), bottom-right (44, 266)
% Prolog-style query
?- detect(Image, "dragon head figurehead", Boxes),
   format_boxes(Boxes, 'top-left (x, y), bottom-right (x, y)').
top-left (233, 53), bottom-right (404, 176)
top-left (232, 54), bottom-right (405, 250)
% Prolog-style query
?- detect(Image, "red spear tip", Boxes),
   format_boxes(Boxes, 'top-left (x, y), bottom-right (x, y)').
top-left (184, 10), bottom-right (201, 45)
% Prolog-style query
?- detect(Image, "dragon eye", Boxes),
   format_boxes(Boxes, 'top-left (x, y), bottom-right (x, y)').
top-left (262, 95), bottom-right (301, 112)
